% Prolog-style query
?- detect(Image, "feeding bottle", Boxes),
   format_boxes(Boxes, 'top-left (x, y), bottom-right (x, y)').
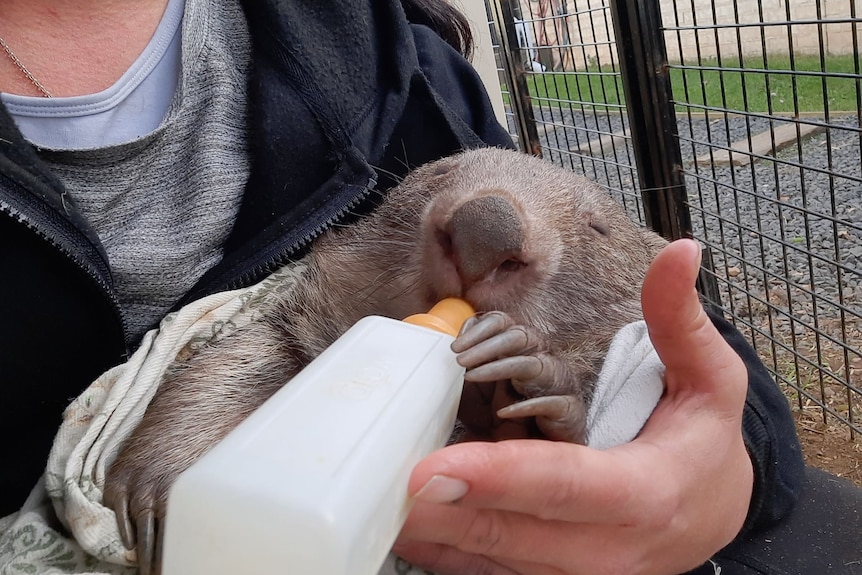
top-left (161, 298), bottom-right (475, 575)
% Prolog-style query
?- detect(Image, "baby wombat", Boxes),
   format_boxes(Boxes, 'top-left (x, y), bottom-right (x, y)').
top-left (103, 147), bottom-right (667, 574)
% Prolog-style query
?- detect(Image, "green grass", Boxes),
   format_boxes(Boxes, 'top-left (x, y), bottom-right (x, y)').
top-left (506, 54), bottom-right (860, 113)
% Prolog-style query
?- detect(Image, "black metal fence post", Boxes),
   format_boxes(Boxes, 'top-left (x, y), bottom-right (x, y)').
top-left (607, 0), bottom-right (689, 240)
top-left (488, 0), bottom-right (543, 157)
top-left (607, 0), bottom-right (721, 306)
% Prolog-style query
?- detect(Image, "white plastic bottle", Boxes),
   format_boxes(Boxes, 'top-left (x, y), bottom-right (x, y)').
top-left (161, 298), bottom-right (475, 575)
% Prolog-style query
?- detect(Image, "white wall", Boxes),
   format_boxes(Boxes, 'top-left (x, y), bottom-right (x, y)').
top-left (451, 0), bottom-right (508, 127)
top-left (514, 0), bottom-right (860, 70)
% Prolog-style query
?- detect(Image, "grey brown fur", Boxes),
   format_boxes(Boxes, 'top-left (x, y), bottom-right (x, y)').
top-left (103, 147), bottom-right (667, 574)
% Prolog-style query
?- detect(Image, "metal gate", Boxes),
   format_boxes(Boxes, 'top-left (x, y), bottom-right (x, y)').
top-left (486, 0), bottom-right (862, 462)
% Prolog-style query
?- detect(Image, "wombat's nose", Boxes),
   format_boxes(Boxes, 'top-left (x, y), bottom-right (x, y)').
top-left (444, 194), bottom-right (525, 286)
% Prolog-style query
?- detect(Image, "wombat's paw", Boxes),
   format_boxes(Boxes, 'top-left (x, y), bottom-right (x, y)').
top-left (103, 462), bottom-right (170, 575)
top-left (453, 311), bottom-right (587, 444)
top-left (496, 395), bottom-right (587, 443)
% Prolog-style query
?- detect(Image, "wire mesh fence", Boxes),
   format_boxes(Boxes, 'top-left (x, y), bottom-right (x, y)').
top-left (486, 0), bottom-right (862, 450)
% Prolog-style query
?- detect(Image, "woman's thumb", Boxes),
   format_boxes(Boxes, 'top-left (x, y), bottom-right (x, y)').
top-left (641, 239), bottom-right (747, 401)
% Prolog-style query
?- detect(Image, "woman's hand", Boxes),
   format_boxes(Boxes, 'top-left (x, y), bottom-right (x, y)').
top-left (394, 239), bottom-right (754, 575)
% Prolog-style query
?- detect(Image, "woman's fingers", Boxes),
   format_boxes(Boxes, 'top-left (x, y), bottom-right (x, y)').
top-left (406, 440), bottom-right (675, 526)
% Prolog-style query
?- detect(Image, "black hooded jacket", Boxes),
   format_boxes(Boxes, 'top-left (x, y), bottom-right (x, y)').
top-left (0, 0), bottom-right (802, 540)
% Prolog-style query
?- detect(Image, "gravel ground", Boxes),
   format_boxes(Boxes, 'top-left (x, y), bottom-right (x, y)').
top-left (510, 106), bottom-right (862, 428)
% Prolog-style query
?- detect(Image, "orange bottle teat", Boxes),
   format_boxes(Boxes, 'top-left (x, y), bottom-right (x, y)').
top-left (402, 298), bottom-right (475, 337)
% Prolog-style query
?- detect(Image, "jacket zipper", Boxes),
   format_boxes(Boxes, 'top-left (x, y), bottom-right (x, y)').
top-left (181, 170), bottom-right (378, 308)
top-left (0, 177), bottom-right (131, 348)
top-left (230, 188), bottom-right (375, 289)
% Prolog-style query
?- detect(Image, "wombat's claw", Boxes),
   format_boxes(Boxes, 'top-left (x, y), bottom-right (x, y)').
top-left (452, 312), bottom-right (545, 365)
top-left (498, 395), bottom-right (587, 443)
top-left (457, 333), bottom-right (563, 398)
top-left (137, 509), bottom-right (159, 575)
top-left (462, 355), bottom-right (544, 384)
top-left (104, 483), bottom-right (164, 575)
top-left (113, 494), bottom-right (135, 551)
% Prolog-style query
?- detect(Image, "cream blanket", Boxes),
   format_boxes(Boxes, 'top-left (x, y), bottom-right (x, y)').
top-left (0, 260), bottom-right (663, 575)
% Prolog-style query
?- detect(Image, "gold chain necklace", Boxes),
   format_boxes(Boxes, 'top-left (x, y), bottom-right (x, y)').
top-left (0, 35), bottom-right (53, 98)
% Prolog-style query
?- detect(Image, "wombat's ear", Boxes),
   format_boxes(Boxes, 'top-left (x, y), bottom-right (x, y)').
top-left (429, 157), bottom-right (461, 176)
top-left (584, 211), bottom-right (610, 237)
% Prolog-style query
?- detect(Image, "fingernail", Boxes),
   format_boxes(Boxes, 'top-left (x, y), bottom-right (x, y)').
top-left (414, 474), bottom-right (469, 503)
top-left (680, 238), bottom-right (702, 265)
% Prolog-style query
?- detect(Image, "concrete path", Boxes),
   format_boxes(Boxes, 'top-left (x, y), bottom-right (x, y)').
top-left (695, 122), bottom-right (826, 166)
